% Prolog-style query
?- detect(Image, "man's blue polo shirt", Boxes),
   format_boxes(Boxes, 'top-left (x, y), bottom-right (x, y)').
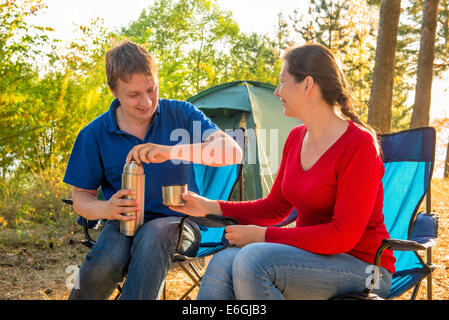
top-left (63, 98), bottom-right (219, 218)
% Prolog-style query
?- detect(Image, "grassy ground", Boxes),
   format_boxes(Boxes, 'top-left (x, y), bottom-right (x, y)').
top-left (0, 178), bottom-right (448, 300)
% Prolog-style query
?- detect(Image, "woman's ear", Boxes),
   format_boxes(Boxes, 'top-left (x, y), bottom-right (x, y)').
top-left (304, 76), bottom-right (314, 95)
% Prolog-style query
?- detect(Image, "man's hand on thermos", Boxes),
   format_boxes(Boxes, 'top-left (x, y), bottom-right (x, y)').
top-left (101, 189), bottom-right (139, 221)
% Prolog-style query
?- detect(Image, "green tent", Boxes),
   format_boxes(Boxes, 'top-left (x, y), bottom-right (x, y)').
top-left (187, 80), bottom-right (303, 201)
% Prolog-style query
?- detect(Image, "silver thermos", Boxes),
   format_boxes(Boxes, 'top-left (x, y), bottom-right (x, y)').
top-left (120, 161), bottom-right (145, 236)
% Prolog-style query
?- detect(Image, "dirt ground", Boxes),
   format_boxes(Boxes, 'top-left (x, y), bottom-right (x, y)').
top-left (0, 179), bottom-right (448, 300)
top-left (0, 230), bottom-right (206, 300)
top-left (0, 223), bottom-right (210, 300)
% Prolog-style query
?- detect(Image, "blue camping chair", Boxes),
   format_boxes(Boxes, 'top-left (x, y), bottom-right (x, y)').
top-left (373, 126), bottom-right (438, 300)
top-left (63, 128), bottom-right (245, 299)
top-left (332, 126), bottom-right (439, 300)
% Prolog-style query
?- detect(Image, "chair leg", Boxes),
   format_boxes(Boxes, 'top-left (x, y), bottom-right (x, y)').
top-left (427, 247), bottom-right (433, 300)
top-left (178, 263), bottom-right (202, 287)
top-left (177, 262), bottom-right (204, 300)
top-left (114, 283), bottom-right (123, 300)
top-left (410, 280), bottom-right (422, 300)
top-left (179, 284), bottom-right (197, 300)
top-left (427, 273), bottom-right (433, 300)
top-left (188, 262), bottom-right (203, 283)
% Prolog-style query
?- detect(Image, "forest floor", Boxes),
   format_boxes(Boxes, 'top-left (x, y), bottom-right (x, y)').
top-left (0, 178), bottom-right (448, 300)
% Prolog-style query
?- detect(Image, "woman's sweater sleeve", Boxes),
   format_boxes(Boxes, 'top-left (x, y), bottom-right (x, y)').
top-left (218, 131), bottom-right (295, 226)
top-left (265, 136), bottom-right (383, 254)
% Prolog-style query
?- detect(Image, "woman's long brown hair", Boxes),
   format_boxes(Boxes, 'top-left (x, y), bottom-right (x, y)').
top-left (284, 44), bottom-right (381, 155)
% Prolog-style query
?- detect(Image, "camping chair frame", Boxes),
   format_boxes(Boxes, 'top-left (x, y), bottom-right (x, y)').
top-left (374, 127), bottom-right (439, 300)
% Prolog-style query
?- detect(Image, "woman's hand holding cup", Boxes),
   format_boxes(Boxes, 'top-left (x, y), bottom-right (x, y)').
top-left (169, 191), bottom-right (221, 217)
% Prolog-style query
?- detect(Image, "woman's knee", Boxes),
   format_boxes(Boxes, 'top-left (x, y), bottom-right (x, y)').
top-left (197, 247), bottom-right (240, 300)
top-left (206, 247), bottom-right (239, 276)
top-left (232, 243), bottom-right (272, 278)
top-left (232, 243), bottom-right (285, 299)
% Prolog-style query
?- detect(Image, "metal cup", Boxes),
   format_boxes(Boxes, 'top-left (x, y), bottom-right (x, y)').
top-left (162, 184), bottom-right (187, 206)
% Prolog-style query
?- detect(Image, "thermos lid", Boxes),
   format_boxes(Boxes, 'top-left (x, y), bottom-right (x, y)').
top-left (123, 161), bottom-right (144, 175)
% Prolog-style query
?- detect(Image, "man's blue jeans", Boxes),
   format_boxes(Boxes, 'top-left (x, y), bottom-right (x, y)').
top-left (197, 243), bottom-right (392, 300)
top-left (68, 216), bottom-right (200, 300)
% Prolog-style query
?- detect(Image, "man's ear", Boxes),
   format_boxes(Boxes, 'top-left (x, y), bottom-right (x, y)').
top-left (109, 86), bottom-right (118, 98)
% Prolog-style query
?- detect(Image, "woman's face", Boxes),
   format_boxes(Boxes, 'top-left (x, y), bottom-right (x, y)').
top-left (274, 61), bottom-right (306, 118)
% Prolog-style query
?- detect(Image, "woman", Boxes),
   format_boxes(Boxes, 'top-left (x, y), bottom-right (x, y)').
top-left (170, 44), bottom-right (395, 300)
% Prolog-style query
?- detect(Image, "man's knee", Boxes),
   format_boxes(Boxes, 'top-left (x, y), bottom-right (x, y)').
top-left (82, 246), bottom-right (129, 284)
top-left (132, 217), bottom-right (180, 253)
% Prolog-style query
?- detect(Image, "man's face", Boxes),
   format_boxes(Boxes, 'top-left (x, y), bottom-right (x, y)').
top-left (111, 73), bottom-right (159, 123)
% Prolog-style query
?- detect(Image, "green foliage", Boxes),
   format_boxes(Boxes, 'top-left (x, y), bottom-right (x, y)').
top-left (2, 0), bottom-right (447, 233)
top-left (0, 4), bottom-right (112, 178)
top-left (121, 0), bottom-right (280, 99)
top-left (0, 0), bottom-right (48, 177)
top-left (0, 166), bottom-right (73, 230)
top-left (121, 0), bottom-right (237, 98)
top-left (0, 0), bottom-right (283, 232)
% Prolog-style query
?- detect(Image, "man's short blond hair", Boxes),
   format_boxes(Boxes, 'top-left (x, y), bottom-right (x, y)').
top-left (105, 40), bottom-right (158, 90)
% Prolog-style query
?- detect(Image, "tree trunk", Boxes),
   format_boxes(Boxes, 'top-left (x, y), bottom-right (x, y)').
top-left (444, 139), bottom-right (449, 178)
top-left (367, 0), bottom-right (402, 134)
top-left (410, 0), bottom-right (440, 128)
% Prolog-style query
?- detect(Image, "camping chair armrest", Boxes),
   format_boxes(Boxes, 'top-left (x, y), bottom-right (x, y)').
top-left (369, 239), bottom-right (423, 288)
top-left (374, 211), bottom-right (439, 265)
top-left (409, 211), bottom-right (439, 246)
top-left (61, 198), bottom-right (96, 248)
top-left (374, 237), bottom-right (435, 266)
top-left (176, 215), bottom-right (237, 251)
top-left (79, 218), bottom-right (97, 249)
top-left (378, 238), bottom-right (428, 253)
top-left (62, 198), bottom-right (73, 205)
top-left (373, 236), bottom-right (436, 270)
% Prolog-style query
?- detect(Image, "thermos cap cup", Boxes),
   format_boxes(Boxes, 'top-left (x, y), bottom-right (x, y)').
top-left (162, 184), bottom-right (188, 206)
top-left (123, 161), bottom-right (143, 175)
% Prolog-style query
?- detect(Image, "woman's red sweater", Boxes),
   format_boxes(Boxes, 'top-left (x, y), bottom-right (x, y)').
top-left (219, 121), bottom-right (396, 273)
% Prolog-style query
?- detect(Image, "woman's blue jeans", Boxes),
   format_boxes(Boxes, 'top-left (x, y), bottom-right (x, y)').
top-left (68, 216), bottom-right (200, 300)
top-left (197, 243), bottom-right (392, 300)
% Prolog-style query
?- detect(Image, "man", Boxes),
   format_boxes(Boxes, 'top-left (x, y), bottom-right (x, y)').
top-left (64, 40), bottom-right (242, 300)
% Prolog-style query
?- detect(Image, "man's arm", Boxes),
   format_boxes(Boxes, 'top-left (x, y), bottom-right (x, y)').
top-left (126, 130), bottom-right (243, 166)
top-left (175, 130), bottom-right (243, 166)
top-left (72, 187), bottom-right (138, 222)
